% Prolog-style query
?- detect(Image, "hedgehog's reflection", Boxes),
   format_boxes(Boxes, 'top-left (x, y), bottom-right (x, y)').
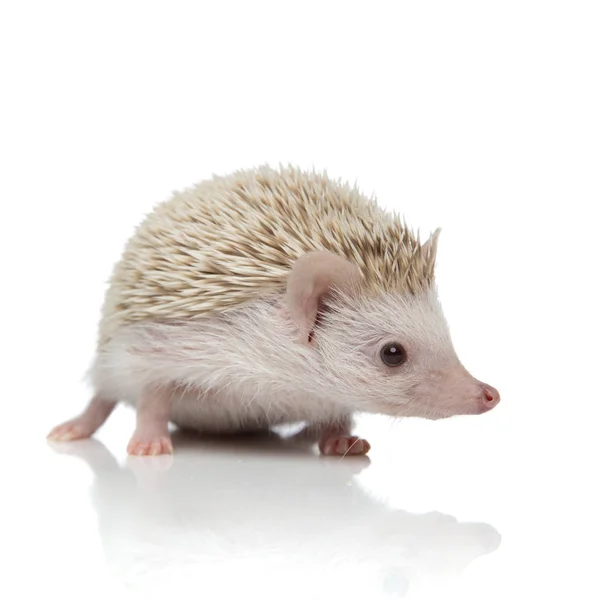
top-left (51, 430), bottom-right (501, 599)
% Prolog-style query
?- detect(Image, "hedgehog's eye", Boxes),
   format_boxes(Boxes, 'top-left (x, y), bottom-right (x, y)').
top-left (380, 343), bottom-right (407, 367)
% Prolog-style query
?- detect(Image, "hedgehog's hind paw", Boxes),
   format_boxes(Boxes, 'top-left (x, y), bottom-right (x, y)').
top-left (47, 418), bottom-right (96, 442)
top-left (47, 396), bottom-right (117, 443)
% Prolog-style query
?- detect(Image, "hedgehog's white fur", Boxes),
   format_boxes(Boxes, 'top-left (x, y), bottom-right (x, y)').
top-left (90, 285), bottom-right (477, 433)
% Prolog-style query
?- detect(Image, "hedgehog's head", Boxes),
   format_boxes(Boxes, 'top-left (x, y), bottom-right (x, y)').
top-left (284, 240), bottom-right (500, 420)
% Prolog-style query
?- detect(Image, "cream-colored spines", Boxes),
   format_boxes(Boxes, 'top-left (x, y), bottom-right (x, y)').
top-left (98, 165), bottom-right (439, 346)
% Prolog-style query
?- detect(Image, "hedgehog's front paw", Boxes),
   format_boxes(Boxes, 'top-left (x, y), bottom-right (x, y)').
top-left (319, 435), bottom-right (371, 456)
top-left (127, 429), bottom-right (173, 456)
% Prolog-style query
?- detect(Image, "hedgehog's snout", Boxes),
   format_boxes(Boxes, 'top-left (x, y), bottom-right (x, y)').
top-left (416, 368), bottom-right (501, 418)
top-left (479, 384), bottom-right (500, 411)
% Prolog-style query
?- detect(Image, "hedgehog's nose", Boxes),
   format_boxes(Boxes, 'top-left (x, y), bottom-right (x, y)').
top-left (480, 384), bottom-right (500, 411)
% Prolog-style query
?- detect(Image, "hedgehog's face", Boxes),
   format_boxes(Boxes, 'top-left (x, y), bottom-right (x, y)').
top-left (316, 290), bottom-right (500, 419)
top-left (286, 251), bottom-right (500, 420)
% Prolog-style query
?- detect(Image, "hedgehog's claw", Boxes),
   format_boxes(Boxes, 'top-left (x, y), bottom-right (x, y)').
top-left (319, 435), bottom-right (371, 457)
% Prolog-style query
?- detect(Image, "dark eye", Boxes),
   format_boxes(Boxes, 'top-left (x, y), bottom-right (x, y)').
top-left (380, 342), bottom-right (407, 367)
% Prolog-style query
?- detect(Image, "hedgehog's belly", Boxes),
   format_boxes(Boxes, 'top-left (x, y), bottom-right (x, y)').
top-left (91, 309), bottom-right (341, 432)
top-left (168, 388), bottom-right (299, 433)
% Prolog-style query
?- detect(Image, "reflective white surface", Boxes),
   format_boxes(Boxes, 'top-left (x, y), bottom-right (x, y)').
top-left (44, 426), bottom-right (501, 599)
top-left (4, 394), bottom-right (599, 600)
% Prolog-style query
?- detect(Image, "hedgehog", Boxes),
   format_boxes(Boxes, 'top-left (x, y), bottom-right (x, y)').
top-left (48, 164), bottom-right (500, 456)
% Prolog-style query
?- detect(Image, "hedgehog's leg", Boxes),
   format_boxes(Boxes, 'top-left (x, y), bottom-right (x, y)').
top-left (127, 385), bottom-right (174, 456)
top-left (316, 416), bottom-right (371, 457)
top-left (47, 395), bottom-right (117, 442)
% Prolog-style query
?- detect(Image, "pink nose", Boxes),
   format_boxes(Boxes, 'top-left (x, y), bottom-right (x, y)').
top-left (480, 384), bottom-right (500, 411)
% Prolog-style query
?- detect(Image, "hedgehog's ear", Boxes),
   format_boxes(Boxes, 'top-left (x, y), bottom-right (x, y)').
top-left (285, 251), bottom-right (361, 346)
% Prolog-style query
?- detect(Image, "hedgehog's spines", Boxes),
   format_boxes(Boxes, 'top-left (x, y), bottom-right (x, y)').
top-left (98, 164), bottom-right (440, 345)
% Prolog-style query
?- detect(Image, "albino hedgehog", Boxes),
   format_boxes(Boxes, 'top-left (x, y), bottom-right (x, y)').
top-left (48, 165), bottom-right (500, 456)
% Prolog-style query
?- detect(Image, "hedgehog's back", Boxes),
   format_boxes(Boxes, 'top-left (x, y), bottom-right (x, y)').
top-left (98, 165), bottom-right (433, 345)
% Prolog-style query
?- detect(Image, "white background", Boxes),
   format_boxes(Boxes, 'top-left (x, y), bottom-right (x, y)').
top-left (1, 1), bottom-right (599, 599)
